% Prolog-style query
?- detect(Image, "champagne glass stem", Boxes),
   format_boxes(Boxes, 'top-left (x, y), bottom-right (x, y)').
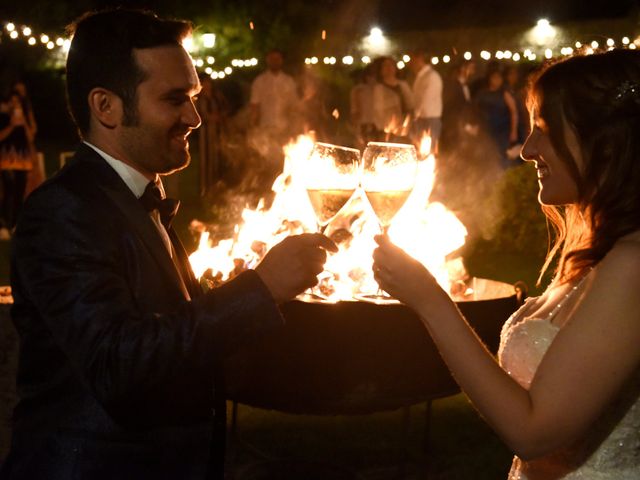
top-left (376, 222), bottom-right (390, 298)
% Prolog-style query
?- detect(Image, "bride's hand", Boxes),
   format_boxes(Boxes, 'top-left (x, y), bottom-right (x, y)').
top-left (372, 234), bottom-right (448, 311)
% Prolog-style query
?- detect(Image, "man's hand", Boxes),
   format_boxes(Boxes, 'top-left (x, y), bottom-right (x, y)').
top-left (255, 233), bottom-right (338, 304)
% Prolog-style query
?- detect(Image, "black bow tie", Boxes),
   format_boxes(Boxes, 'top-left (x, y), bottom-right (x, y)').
top-left (139, 181), bottom-right (180, 229)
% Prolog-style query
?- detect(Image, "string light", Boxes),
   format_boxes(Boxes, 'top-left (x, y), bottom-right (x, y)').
top-left (202, 33), bottom-right (216, 49)
top-left (2, 18), bottom-right (637, 84)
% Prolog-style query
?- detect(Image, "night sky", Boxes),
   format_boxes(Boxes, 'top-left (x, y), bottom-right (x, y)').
top-left (377, 0), bottom-right (638, 29)
top-left (2, 0), bottom-right (638, 32)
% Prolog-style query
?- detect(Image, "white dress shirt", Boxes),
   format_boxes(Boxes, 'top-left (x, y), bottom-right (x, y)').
top-left (250, 70), bottom-right (299, 132)
top-left (413, 65), bottom-right (443, 119)
top-left (83, 141), bottom-right (173, 256)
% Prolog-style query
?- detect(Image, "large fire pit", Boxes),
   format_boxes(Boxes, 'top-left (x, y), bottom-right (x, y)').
top-left (224, 278), bottom-right (523, 415)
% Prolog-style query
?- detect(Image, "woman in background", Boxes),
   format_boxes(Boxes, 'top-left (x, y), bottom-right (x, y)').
top-left (372, 49), bottom-right (640, 479)
top-left (475, 67), bottom-right (519, 168)
top-left (0, 84), bottom-right (37, 238)
top-left (372, 56), bottom-right (413, 141)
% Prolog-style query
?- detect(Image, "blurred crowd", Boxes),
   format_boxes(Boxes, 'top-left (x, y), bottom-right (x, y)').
top-left (197, 49), bottom-right (534, 202)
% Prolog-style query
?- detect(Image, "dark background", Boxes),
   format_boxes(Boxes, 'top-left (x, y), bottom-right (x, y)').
top-left (3, 0), bottom-right (638, 33)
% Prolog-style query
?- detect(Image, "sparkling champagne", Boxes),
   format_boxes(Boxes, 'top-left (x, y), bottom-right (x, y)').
top-left (365, 190), bottom-right (411, 226)
top-left (306, 189), bottom-right (355, 226)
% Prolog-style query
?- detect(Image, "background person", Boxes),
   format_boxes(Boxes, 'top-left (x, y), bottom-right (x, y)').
top-left (474, 66), bottom-right (519, 169)
top-left (0, 87), bottom-right (36, 238)
top-left (372, 56), bottom-right (413, 142)
top-left (247, 49), bottom-right (300, 194)
top-left (408, 50), bottom-right (443, 152)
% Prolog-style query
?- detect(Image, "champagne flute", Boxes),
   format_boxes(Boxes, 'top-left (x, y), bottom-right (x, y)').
top-left (360, 141), bottom-right (418, 303)
top-left (299, 142), bottom-right (361, 302)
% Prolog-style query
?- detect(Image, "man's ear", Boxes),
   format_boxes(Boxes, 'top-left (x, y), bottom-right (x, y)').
top-left (87, 88), bottom-right (123, 129)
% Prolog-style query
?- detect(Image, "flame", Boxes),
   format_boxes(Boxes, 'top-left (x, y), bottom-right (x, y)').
top-left (419, 132), bottom-right (432, 159)
top-left (189, 134), bottom-right (468, 302)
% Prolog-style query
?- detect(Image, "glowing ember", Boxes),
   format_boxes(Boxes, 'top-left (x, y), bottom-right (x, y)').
top-left (189, 134), bottom-right (469, 302)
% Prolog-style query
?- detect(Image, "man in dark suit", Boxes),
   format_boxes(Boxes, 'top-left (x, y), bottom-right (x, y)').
top-left (0, 9), bottom-right (336, 480)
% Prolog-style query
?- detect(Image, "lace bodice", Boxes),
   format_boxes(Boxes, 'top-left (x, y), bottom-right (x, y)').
top-left (498, 285), bottom-right (640, 479)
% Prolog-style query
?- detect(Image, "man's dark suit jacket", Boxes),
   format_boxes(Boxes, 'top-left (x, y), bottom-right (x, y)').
top-left (0, 144), bottom-right (284, 479)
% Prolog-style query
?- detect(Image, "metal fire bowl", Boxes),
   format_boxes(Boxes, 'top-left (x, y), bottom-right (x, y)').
top-left (224, 278), bottom-right (524, 415)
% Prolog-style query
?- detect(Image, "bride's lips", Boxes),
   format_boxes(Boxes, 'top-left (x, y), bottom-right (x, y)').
top-left (535, 161), bottom-right (549, 179)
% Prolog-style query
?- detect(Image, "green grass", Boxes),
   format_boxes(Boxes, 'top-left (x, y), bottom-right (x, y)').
top-left (227, 395), bottom-right (513, 479)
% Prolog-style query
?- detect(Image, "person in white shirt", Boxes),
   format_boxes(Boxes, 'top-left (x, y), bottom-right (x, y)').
top-left (248, 49), bottom-right (300, 190)
top-left (409, 50), bottom-right (443, 153)
top-left (249, 49), bottom-right (299, 137)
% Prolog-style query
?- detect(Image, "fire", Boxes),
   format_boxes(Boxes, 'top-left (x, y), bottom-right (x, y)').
top-left (189, 133), bottom-right (469, 302)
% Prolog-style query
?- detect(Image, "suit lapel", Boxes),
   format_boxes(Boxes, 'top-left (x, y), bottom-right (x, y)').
top-left (169, 228), bottom-right (203, 299)
top-left (72, 145), bottom-right (193, 299)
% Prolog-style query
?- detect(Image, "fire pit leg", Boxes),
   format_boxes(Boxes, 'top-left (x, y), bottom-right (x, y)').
top-left (230, 400), bottom-right (239, 439)
top-left (423, 399), bottom-right (433, 455)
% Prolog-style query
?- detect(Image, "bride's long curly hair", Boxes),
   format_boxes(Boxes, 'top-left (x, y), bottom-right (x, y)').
top-left (526, 49), bottom-right (640, 285)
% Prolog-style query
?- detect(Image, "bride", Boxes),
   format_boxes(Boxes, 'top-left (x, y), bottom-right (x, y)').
top-left (372, 49), bottom-right (640, 479)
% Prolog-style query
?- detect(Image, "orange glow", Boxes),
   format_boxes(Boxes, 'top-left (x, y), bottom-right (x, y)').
top-left (419, 132), bottom-right (432, 159)
top-left (189, 135), bottom-right (468, 302)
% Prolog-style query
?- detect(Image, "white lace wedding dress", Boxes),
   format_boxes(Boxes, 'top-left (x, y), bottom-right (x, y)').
top-left (497, 281), bottom-right (640, 479)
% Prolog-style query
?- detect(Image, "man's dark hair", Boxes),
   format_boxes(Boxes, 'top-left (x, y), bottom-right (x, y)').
top-left (65, 8), bottom-right (192, 136)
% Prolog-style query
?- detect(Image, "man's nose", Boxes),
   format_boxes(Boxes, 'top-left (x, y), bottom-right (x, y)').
top-left (184, 100), bottom-right (201, 129)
